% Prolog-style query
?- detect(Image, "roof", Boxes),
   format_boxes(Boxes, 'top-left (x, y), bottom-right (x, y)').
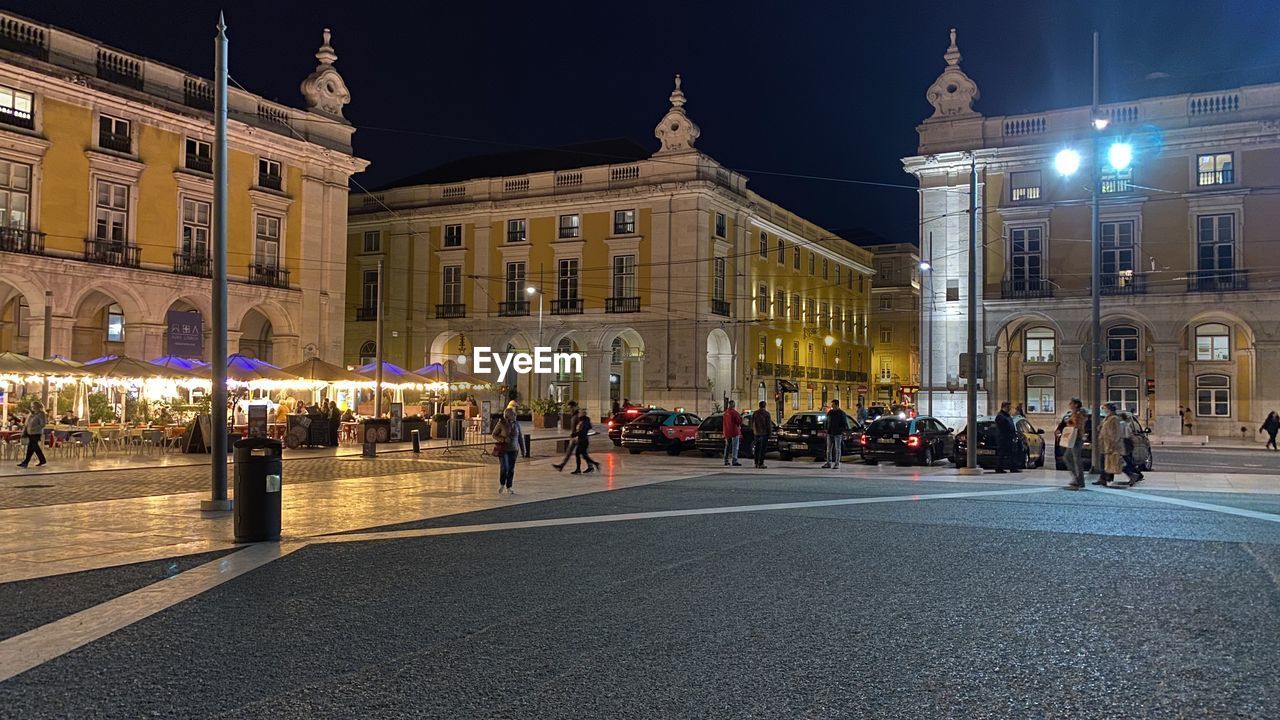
top-left (374, 138), bottom-right (652, 190)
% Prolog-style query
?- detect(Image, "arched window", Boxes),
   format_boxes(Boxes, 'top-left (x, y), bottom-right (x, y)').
top-left (1025, 374), bottom-right (1055, 414)
top-left (1195, 323), bottom-right (1230, 361)
top-left (105, 303), bottom-right (125, 343)
top-left (557, 337), bottom-right (573, 354)
top-left (1025, 327), bottom-right (1055, 362)
top-left (359, 341), bottom-right (376, 365)
top-left (1107, 325), bottom-right (1139, 362)
top-left (1107, 374), bottom-right (1139, 414)
top-left (1196, 374), bottom-right (1231, 417)
top-left (611, 337), bottom-right (624, 365)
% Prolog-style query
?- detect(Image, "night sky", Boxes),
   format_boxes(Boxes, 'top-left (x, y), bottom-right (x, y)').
top-left (13, 0), bottom-right (1280, 244)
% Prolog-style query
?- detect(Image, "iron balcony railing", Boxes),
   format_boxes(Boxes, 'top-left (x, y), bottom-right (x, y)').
top-left (1099, 273), bottom-right (1147, 295)
top-left (185, 152), bottom-right (212, 173)
top-left (606, 296), bottom-right (640, 313)
top-left (355, 306), bottom-right (378, 321)
top-left (1001, 279), bottom-right (1054, 299)
top-left (172, 252), bottom-right (211, 278)
top-left (710, 298), bottom-right (731, 316)
top-left (98, 131), bottom-right (131, 154)
top-left (84, 238), bottom-right (140, 268)
top-left (247, 263), bottom-right (290, 289)
top-left (435, 303), bottom-right (466, 319)
top-left (0, 104), bottom-right (33, 130)
top-left (1187, 269), bottom-right (1248, 292)
top-left (552, 298), bottom-right (583, 315)
top-left (756, 361), bottom-right (775, 376)
top-left (498, 300), bottom-right (530, 317)
top-left (257, 172), bottom-right (282, 191)
top-left (0, 227), bottom-right (44, 254)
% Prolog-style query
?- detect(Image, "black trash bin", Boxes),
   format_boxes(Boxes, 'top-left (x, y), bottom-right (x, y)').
top-left (233, 437), bottom-right (282, 542)
top-left (450, 409), bottom-right (466, 441)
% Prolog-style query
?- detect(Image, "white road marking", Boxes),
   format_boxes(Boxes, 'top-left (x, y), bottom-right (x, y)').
top-left (1092, 485), bottom-right (1280, 524)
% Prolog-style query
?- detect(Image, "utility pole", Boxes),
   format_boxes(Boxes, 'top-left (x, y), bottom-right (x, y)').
top-left (1089, 30), bottom-right (1104, 473)
top-left (41, 290), bottom-right (51, 406)
top-left (375, 259), bottom-right (384, 418)
top-left (201, 13), bottom-right (232, 512)
top-left (963, 153), bottom-right (979, 473)
top-left (925, 236), bottom-right (933, 417)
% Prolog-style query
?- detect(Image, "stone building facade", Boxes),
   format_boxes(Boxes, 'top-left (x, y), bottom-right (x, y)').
top-left (869, 243), bottom-right (921, 409)
top-left (904, 29), bottom-right (1280, 440)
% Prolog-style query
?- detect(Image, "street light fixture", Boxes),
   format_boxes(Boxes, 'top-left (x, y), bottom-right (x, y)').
top-left (1054, 148), bottom-right (1082, 177)
top-left (526, 286), bottom-right (544, 399)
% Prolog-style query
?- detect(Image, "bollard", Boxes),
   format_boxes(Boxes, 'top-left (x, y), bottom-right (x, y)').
top-left (522, 432), bottom-right (531, 458)
top-left (411, 428), bottom-right (421, 453)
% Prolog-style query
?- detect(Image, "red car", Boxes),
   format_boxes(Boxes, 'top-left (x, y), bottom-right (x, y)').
top-left (620, 410), bottom-right (702, 455)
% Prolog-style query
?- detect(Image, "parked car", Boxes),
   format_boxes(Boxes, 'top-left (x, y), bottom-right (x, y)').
top-left (860, 415), bottom-right (954, 466)
top-left (867, 405), bottom-right (889, 421)
top-left (1052, 410), bottom-right (1153, 472)
top-left (606, 406), bottom-right (662, 446)
top-left (951, 415), bottom-right (1046, 469)
top-left (620, 410), bottom-right (702, 455)
top-left (695, 411), bottom-right (778, 458)
top-left (775, 411), bottom-right (863, 461)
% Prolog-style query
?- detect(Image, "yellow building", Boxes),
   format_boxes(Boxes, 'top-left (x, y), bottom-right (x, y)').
top-left (869, 243), bottom-right (921, 409)
top-left (905, 29), bottom-right (1280, 440)
top-left (347, 78), bottom-right (873, 417)
top-left (0, 12), bottom-right (367, 365)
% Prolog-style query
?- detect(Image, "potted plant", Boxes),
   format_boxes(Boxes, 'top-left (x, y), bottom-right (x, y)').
top-left (433, 413), bottom-right (450, 439)
top-left (402, 413), bottom-right (430, 440)
top-left (531, 397), bottom-right (562, 429)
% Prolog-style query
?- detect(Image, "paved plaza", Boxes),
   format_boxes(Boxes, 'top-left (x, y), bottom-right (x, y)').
top-left (2, 446), bottom-right (1280, 718)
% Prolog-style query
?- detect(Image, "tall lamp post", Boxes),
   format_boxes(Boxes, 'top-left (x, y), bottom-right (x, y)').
top-left (919, 249), bottom-right (933, 418)
top-left (526, 286), bottom-right (542, 400)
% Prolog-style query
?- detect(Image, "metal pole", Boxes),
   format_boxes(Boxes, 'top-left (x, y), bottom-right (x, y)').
top-left (1090, 30), bottom-right (1104, 473)
top-left (202, 14), bottom-right (231, 512)
top-left (965, 153), bottom-right (979, 471)
top-left (375, 259), bottom-right (384, 418)
top-left (925, 236), bottom-right (933, 417)
top-left (41, 290), bottom-right (51, 405)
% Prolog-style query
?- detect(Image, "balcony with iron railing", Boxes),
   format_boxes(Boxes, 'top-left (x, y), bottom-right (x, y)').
top-left (1099, 273), bottom-right (1147, 296)
top-left (498, 300), bottom-right (530, 317)
top-left (1187, 269), bottom-right (1248, 292)
top-left (172, 252), bottom-right (211, 278)
top-left (1000, 278), bottom-right (1055, 299)
top-left (98, 131), bottom-right (131, 154)
top-left (257, 172), bottom-right (282, 191)
top-left (0, 227), bottom-right (44, 254)
top-left (606, 296), bottom-right (640, 313)
top-left (355, 306), bottom-right (378, 321)
top-left (185, 152), bottom-right (212, 174)
top-left (756, 361), bottom-right (775, 376)
top-left (0, 104), bottom-right (33, 130)
top-left (246, 263), bottom-right (290, 289)
top-left (435, 303), bottom-right (466, 319)
top-left (552, 298), bottom-right (584, 315)
top-left (710, 298), bottom-right (731, 316)
top-left (84, 238), bottom-right (140, 268)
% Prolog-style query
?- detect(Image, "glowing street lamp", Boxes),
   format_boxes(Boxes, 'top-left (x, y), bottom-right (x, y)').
top-left (1054, 148), bottom-right (1082, 177)
top-left (1107, 142), bottom-right (1133, 171)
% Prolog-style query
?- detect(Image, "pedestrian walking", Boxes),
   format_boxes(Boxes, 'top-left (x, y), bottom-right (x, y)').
top-left (1061, 398), bottom-right (1087, 490)
top-left (1093, 403), bottom-right (1125, 487)
top-left (993, 401), bottom-right (1019, 473)
top-left (16, 400), bottom-right (47, 468)
top-left (856, 402), bottom-right (868, 425)
top-left (1261, 411), bottom-right (1279, 450)
top-left (1118, 411), bottom-right (1145, 484)
top-left (750, 401), bottom-right (772, 469)
top-left (722, 400), bottom-right (743, 467)
top-left (493, 407), bottom-right (522, 494)
top-left (571, 408), bottom-right (601, 474)
top-left (822, 399), bottom-right (850, 469)
top-left (552, 406), bottom-right (581, 471)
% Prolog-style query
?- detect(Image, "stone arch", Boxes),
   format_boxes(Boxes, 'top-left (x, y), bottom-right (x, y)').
top-left (68, 284), bottom-right (145, 361)
top-left (232, 298), bottom-right (296, 340)
top-left (237, 308), bottom-right (274, 363)
top-left (0, 271), bottom-right (46, 355)
top-left (706, 327), bottom-right (733, 409)
top-left (592, 326), bottom-right (648, 408)
top-left (161, 296), bottom-right (208, 359)
top-left (1178, 309), bottom-right (1257, 351)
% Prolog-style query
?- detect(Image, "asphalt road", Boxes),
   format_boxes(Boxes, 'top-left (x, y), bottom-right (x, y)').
top-left (1148, 446), bottom-right (1280, 472)
top-left (3, 473), bottom-right (1280, 719)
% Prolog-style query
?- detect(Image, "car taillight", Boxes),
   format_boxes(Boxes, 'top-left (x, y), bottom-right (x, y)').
top-left (607, 420), bottom-right (615, 428)
top-left (860, 435), bottom-right (868, 446)
top-left (906, 435), bottom-right (922, 448)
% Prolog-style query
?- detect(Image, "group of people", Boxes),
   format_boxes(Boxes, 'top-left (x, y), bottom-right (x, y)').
top-left (1057, 398), bottom-right (1146, 490)
top-left (552, 401), bottom-right (602, 475)
top-left (718, 398), bottom-right (852, 470)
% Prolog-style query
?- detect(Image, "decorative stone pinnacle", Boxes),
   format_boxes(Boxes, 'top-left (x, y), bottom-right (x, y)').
top-left (316, 27), bottom-right (337, 65)
top-left (945, 27), bottom-right (962, 67)
top-left (669, 74), bottom-right (686, 109)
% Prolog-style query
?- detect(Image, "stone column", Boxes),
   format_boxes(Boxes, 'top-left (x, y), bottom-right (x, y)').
top-left (583, 344), bottom-right (612, 422)
top-left (128, 323), bottom-right (168, 360)
top-left (1151, 342), bottom-right (1181, 435)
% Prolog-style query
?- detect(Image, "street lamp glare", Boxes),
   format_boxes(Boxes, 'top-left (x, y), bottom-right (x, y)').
top-left (824, 335), bottom-right (835, 347)
top-left (1107, 142), bottom-right (1133, 171)
top-left (774, 337), bottom-right (782, 347)
top-left (918, 260), bottom-right (932, 272)
top-left (1054, 148), bottom-right (1082, 177)
top-left (525, 286), bottom-right (536, 295)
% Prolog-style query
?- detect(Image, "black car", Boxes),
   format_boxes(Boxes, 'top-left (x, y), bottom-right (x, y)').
top-left (775, 411), bottom-right (863, 461)
top-left (951, 415), bottom-right (1046, 469)
top-left (606, 406), bottom-right (660, 446)
top-left (695, 411), bottom-right (778, 458)
top-left (620, 410), bottom-right (702, 455)
top-left (860, 415), bottom-right (954, 466)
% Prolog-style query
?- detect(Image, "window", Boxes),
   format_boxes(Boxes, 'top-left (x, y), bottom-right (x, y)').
top-left (793, 245), bottom-right (801, 270)
top-left (714, 211), bottom-right (726, 238)
top-left (1108, 374), bottom-right (1140, 414)
top-left (879, 296), bottom-right (892, 311)
top-left (808, 343), bottom-right (815, 367)
top-left (255, 214), bottom-right (280, 267)
top-left (805, 298), bottom-right (816, 324)
top-left (359, 341), bottom-right (376, 365)
top-left (98, 115), bottom-right (131, 152)
top-left (558, 259), bottom-right (579, 300)
top-left (879, 357), bottom-right (892, 380)
top-left (757, 283), bottom-right (769, 314)
top-left (441, 265), bottom-right (462, 305)
top-left (558, 214), bottom-right (580, 239)
top-left (759, 231), bottom-right (768, 258)
top-left (14, 297), bottom-right (27, 337)
top-left (355, 229), bottom-right (380, 254)
top-left (505, 262), bottom-right (526, 303)
top-left (1009, 226), bottom-right (1044, 291)
top-left (0, 85), bottom-right (33, 127)
top-left (790, 294), bottom-right (800, 321)
top-left (1025, 375), bottom-right (1055, 414)
top-left (1197, 214), bottom-right (1235, 274)
top-left (105, 303), bottom-right (125, 343)
top-left (946, 279), bottom-right (959, 302)
top-left (758, 335), bottom-right (766, 362)
top-left (836, 305), bottom-right (844, 334)
top-left (1196, 374), bottom-right (1231, 417)
top-left (880, 324), bottom-right (892, 344)
top-left (1101, 166), bottom-right (1133, 194)
top-left (181, 198), bottom-right (210, 257)
top-left (713, 257), bottom-right (726, 302)
top-left (257, 158), bottom-right (282, 190)
top-left (613, 209), bottom-right (635, 235)
top-left (776, 340), bottom-right (783, 365)
top-left (612, 337), bottom-right (625, 365)
top-left (0, 159), bottom-right (32, 229)
top-left (773, 288), bottom-right (784, 318)
top-left (1100, 221), bottom-right (1136, 289)
top-left (1010, 170), bottom-right (1041, 201)
top-left (792, 341), bottom-right (799, 367)
top-left (1196, 323), bottom-right (1230, 361)
top-left (1107, 325), bottom-right (1139, 362)
top-left (808, 252), bottom-right (815, 275)
top-left (506, 218), bottom-right (526, 243)
top-left (94, 180), bottom-right (129, 244)
top-left (835, 266), bottom-right (842, 286)
top-left (1197, 152), bottom-right (1234, 186)
top-left (821, 302), bottom-right (830, 331)
top-left (612, 255), bottom-right (636, 298)
top-left (184, 138), bottom-right (211, 172)
top-left (361, 269), bottom-right (378, 309)
top-left (776, 239), bottom-right (785, 264)
top-left (822, 259), bottom-right (829, 279)
top-left (1025, 327), bottom-right (1055, 362)
top-left (443, 224), bottom-right (463, 247)
top-left (855, 274), bottom-right (860, 291)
